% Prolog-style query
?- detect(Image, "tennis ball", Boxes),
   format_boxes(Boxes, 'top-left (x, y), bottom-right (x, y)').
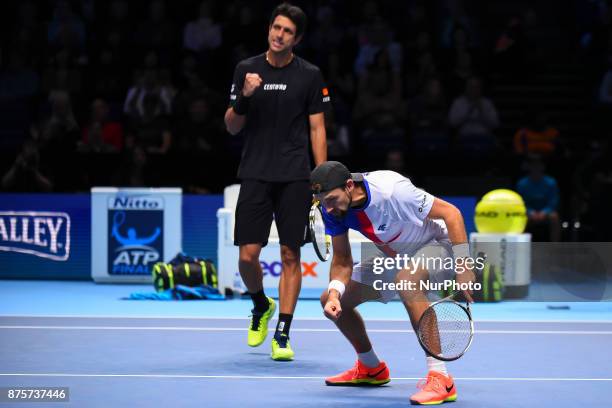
top-left (474, 189), bottom-right (527, 233)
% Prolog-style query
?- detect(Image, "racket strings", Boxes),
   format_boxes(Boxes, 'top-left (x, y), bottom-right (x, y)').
top-left (419, 302), bottom-right (472, 359)
top-left (312, 208), bottom-right (328, 250)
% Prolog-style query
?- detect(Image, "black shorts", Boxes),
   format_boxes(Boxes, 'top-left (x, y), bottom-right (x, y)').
top-left (234, 179), bottom-right (311, 249)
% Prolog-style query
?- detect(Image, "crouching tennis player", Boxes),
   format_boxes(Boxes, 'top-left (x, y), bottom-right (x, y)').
top-left (312, 161), bottom-right (475, 405)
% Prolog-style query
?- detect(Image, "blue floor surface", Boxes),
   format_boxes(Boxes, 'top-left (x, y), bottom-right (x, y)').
top-left (1, 280), bottom-right (611, 407)
top-left (1, 280), bottom-right (611, 322)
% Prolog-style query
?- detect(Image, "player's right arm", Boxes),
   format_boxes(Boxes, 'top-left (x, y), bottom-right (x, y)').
top-left (324, 232), bottom-right (352, 321)
top-left (224, 69), bottom-right (262, 135)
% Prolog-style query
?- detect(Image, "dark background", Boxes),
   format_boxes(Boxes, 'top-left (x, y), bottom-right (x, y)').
top-left (0, 0), bottom-right (610, 240)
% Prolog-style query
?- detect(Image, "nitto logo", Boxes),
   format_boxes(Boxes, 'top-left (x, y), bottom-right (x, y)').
top-left (108, 196), bottom-right (163, 210)
top-left (0, 211), bottom-right (71, 261)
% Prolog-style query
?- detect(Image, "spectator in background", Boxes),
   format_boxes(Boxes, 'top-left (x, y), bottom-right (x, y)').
top-left (447, 25), bottom-right (476, 59)
top-left (0, 53), bottom-right (40, 100)
top-left (397, 2), bottom-right (430, 46)
top-left (598, 68), bottom-right (612, 104)
top-left (89, 49), bottom-right (125, 102)
top-left (173, 66), bottom-right (222, 121)
top-left (404, 31), bottom-right (440, 96)
top-left (80, 98), bottom-right (123, 152)
top-left (323, 51), bottom-right (356, 109)
top-left (42, 49), bottom-right (83, 95)
top-left (447, 49), bottom-right (474, 98)
top-left (354, 17), bottom-right (403, 78)
top-left (385, 149), bottom-right (408, 177)
top-left (125, 93), bottom-right (172, 155)
top-left (409, 77), bottom-right (449, 154)
top-left (94, 0), bottom-right (132, 69)
top-left (133, 0), bottom-right (177, 50)
top-left (33, 91), bottom-right (81, 191)
top-left (449, 76), bottom-right (499, 154)
top-left (174, 97), bottom-right (227, 192)
top-left (47, 0), bottom-right (86, 51)
top-left (223, 3), bottom-right (260, 56)
top-left (105, 0), bottom-right (131, 44)
top-left (32, 91), bottom-right (80, 151)
top-left (323, 109), bottom-right (351, 159)
top-left (124, 70), bottom-right (173, 118)
top-left (1, 140), bottom-right (53, 192)
top-left (174, 97), bottom-right (223, 154)
top-left (517, 156), bottom-right (561, 242)
top-left (439, 0), bottom-right (480, 49)
top-left (513, 111), bottom-right (560, 157)
top-left (493, 16), bottom-right (526, 76)
top-left (112, 146), bottom-right (149, 187)
top-left (571, 139), bottom-right (612, 240)
top-left (354, 49), bottom-right (405, 154)
top-left (9, 1), bottom-right (42, 64)
top-left (183, 1), bottom-right (222, 54)
top-left (309, 6), bottom-right (346, 58)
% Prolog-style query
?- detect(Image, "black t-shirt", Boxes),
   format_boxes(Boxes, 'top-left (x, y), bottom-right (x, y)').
top-left (229, 53), bottom-right (330, 181)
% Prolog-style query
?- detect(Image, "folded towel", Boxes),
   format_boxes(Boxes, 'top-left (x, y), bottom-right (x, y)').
top-left (127, 284), bottom-right (223, 300)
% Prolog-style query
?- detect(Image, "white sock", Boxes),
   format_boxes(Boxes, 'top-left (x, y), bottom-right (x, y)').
top-left (426, 356), bottom-right (448, 376)
top-left (358, 348), bottom-right (381, 368)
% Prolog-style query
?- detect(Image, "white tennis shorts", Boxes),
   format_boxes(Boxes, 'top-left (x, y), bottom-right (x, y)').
top-left (352, 239), bottom-right (455, 303)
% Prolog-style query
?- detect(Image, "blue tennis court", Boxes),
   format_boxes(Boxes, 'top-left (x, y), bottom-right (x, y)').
top-left (1, 281), bottom-right (610, 408)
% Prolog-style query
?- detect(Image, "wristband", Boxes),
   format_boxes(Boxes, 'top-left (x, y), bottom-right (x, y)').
top-left (328, 280), bottom-right (345, 298)
top-left (452, 243), bottom-right (470, 260)
top-left (233, 93), bottom-right (251, 115)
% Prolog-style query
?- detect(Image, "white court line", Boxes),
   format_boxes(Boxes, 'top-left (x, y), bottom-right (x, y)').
top-left (0, 373), bottom-right (611, 381)
top-left (1, 325), bottom-right (611, 335)
top-left (1, 314), bottom-right (612, 324)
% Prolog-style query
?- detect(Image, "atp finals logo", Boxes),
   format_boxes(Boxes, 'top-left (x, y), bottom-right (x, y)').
top-left (0, 211), bottom-right (71, 261)
top-left (107, 196), bottom-right (164, 275)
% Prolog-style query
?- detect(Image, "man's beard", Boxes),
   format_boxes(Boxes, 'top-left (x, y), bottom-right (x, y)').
top-left (332, 190), bottom-right (352, 220)
top-left (332, 209), bottom-right (348, 220)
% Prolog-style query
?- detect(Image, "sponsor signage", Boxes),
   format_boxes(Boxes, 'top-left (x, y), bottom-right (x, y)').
top-left (91, 188), bottom-right (182, 283)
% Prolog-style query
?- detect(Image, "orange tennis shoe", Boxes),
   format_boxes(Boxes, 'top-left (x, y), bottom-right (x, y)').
top-left (410, 371), bottom-right (457, 405)
top-left (325, 360), bottom-right (390, 386)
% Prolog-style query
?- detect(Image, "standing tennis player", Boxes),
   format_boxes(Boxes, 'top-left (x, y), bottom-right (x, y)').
top-left (224, 3), bottom-right (329, 361)
top-left (312, 161), bottom-right (475, 405)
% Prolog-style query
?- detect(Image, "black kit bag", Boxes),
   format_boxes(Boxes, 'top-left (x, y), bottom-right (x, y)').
top-left (152, 253), bottom-right (218, 292)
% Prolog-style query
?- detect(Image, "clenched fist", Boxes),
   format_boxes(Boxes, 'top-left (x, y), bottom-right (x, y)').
top-left (324, 297), bottom-right (342, 321)
top-left (242, 73), bottom-right (262, 97)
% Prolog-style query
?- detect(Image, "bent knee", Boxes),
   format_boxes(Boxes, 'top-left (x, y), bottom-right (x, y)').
top-left (238, 254), bottom-right (258, 267)
top-left (396, 268), bottom-right (428, 284)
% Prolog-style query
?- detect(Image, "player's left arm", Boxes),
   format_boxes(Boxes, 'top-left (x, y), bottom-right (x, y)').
top-left (427, 197), bottom-right (475, 302)
top-left (307, 68), bottom-right (329, 166)
top-left (309, 112), bottom-right (327, 166)
top-left (426, 198), bottom-right (467, 245)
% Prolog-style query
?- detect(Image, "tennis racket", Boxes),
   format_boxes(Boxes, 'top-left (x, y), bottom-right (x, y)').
top-left (416, 290), bottom-right (474, 362)
top-left (309, 201), bottom-right (331, 262)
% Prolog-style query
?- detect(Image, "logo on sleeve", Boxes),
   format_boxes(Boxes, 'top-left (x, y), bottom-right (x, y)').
top-left (377, 224), bottom-right (387, 231)
top-left (263, 83), bottom-right (287, 91)
top-left (322, 87), bottom-right (330, 102)
top-left (418, 194), bottom-right (427, 213)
